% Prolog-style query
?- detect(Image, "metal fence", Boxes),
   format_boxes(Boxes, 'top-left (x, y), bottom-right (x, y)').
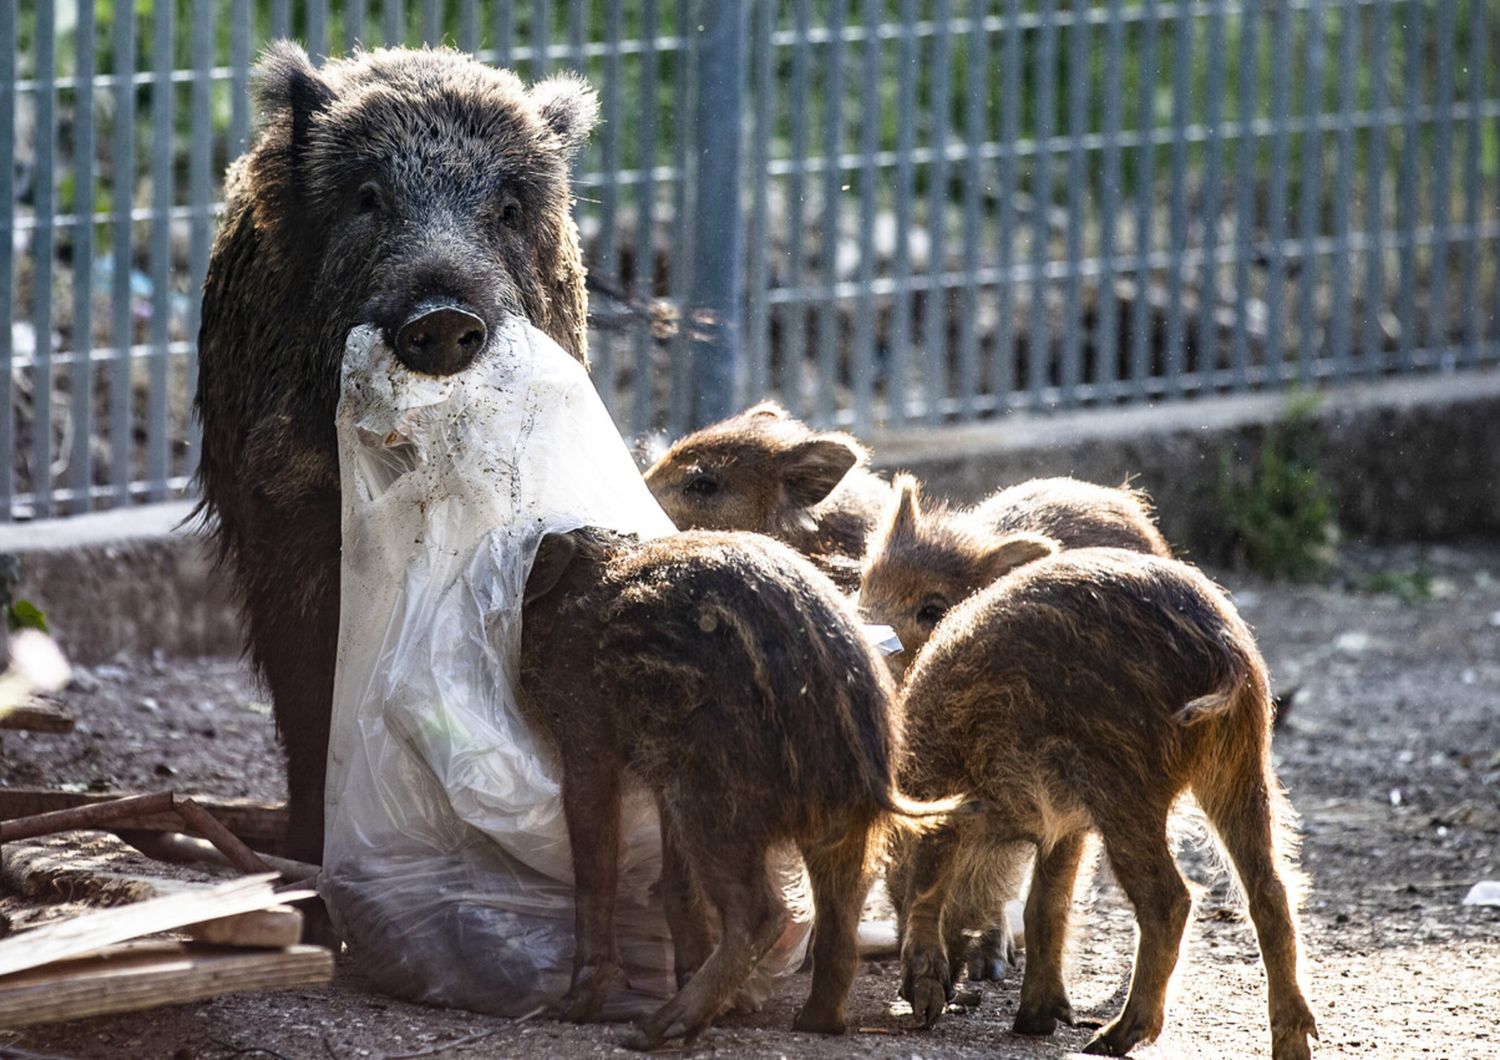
top-left (4, 1), bottom-right (1498, 521)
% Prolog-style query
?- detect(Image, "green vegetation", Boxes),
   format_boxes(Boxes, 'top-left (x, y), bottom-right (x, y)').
top-left (1218, 394), bottom-right (1337, 582)
top-left (6, 599), bottom-right (49, 634)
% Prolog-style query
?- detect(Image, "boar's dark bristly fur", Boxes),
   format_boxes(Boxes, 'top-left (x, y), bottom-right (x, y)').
top-left (193, 43), bottom-right (598, 864)
top-left (892, 548), bottom-right (1316, 1060)
top-left (642, 402), bottom-right (890, 592)
top-left (519, 528), bottom-right (953, 1048)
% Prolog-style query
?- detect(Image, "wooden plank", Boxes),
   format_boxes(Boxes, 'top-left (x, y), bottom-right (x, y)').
top-left (0, 788), bottom-right (287, 852)
top-left (0, 872), bottom-right (314, 977)
top-left (0, 702), bottom-right (74, 733)
top-left (0, 942), bottom-right (333, 1027)
top-left (186, 905), bottom-right (303, 949)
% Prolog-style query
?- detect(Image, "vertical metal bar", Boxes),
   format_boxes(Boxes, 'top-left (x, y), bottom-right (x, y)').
top-left (850, 0), bottom-right (881, 433)
top-left (1027, 0), bottom-right (1058, 409)
top-left (1458, 0), bottom-right (1488, 364)
top-left (0, 4), bottom-right (14, 519)
top-left (32, 0), bottom-right (58, 517)
top-left (1295, 0), bottom-right (1326, 385)
top-left (745, 0), bottom-right (774, 410)
top-left (459, 0), bottom-right (479, 54)
top-left (1394, 0), bottom-right (1422, 372)
top-left (889, 0), bottom-right (918, 424)
top-left (569, 0), bottom-right (587, 72)
top-left (1194, 0), bottom-right (1226, 391)
top-left (1128, 0), bottom-right (1160, 403)
top-left (1228, 0), bottom-right (1259, 392)
top-left (781, 0), bottom-right (812, 419)
top-left (231, 0), bottom-right (251, 157)
top-left (271, 0), bottom-right (291, 41)
top-left (383, 0), bottom-right (404, 48)
top-left (69, 0), bottom-right (97, 513)
top-left (994, 0), bottom-right (1022, 408)
top-left (922, 0), bottom-right (952, 424)
top-left (186, 0), bottom-right (215, 469)
top-left (954, 0), bottom-right (985, 422)
top-left (147, 0), bottom-right (172, 501)
top-left (532, 0), bottom-right (551, 79)
top-left (1426, 0), bottom-right (1457, 355)
top-left (110, 0), bottom-right (135, 507)
top-left (667, 0), bottom-right (696, 433)
top-left (349, 0), bottom-right (369, 49)
top-left (1361, 0), bottom-right (1390, 374)
top-left (494, 1), bottom-right (515, 66)
top-left (1328, 0), bottom-right (1358, 382)
top-left (631, 0), bottom-right (659, 434)
top-left (687, 1), bottom-right (748, 428)
top-left (815, 0), bottom-right (848, 427)
top-left (308, 0), bottom-right (329, 60)
top-left (1060, 0), bottom-right (1089, 408)
top-left (1162, 1), bottom-right (1191, 401)
top-left (1095, 0), bottom-right (1125, 399)
top-left (1263, 0), bottom-right (1292, 387)
top-left (593, 0), bottom-right (624, 413)
top-left (421, 0), bottom-right (441, 47)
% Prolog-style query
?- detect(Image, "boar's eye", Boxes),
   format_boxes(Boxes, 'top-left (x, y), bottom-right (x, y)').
top-left (355, 181), bottom-right (385, 216)
top-left (916, 599), bottom-right (950, 627)
top-left (498, 194), bottom-right (522, 229)
top-left (683, 472), bottom-right (720, 498)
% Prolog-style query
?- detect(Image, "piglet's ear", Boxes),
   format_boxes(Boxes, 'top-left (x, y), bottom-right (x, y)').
top-left (253, 41), bottom-right (335, 163)
top-left (741, 400), bottom-right (790, 422)
top-left (783, 434), bottom-right (863, 510)
top-left (530, 73), bottom-right (600, 158)
top-left (875, 473), bottom-right (923, 546)
top-left (979, 532), bottom-right (1059, 582)
top-left (524, 532), bottom-right (580, 604)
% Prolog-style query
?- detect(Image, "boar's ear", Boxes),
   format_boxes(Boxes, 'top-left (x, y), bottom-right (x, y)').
top-left (978, 532), bottom-right (1059, 582)
top-left (524, 532), bottom-right (580, 604)
top-left (741, 400), bottom-right (790, 422)
top-left (873, 473), bottom-right (923, 549)
top-left (253, 42), bottom-right (335, 164)
top-left (530, 73), bottom-right (600, 158)
top-left (783, 434), bottom-right (863, 509)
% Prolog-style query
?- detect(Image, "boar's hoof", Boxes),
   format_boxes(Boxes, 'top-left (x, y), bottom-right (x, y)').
top-left (1012, 995), bottom-right (1078, 1037)
top-left (791, 1004), bottom-right (846, 1035)
top-left (1082, 1014), bottom-right (1155, 1056)
top-left (966, 926), bottom-right (1015, 982)
top-left (558, 960), bottom-right (626, 1023)
top-left (1270, 1005), bottom-right (1317, 1060)
top-left (900, 949), bottom-right (953, 1029)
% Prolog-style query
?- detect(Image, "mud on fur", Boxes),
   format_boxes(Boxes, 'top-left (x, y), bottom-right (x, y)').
top-left (642, 402), bottom-right (891, 592)
top-left (891, 546), bottom-right (1317, 1059)
top-left (518, 527), bottom-right (957, 1049)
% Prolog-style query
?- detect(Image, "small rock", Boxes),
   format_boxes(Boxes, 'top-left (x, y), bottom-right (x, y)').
top-left (67, 667), bottom-right (102, 693)
top-left (1335, 631), bottom-right (1373, 655)
top-left (154, 763), bottom-right (176, 778)
top-left (93, 664), bottom-right (129, 682)
top-left (137, 697), bottom-right (160, 714)
top-left (1488, 609), bottom-right (1500, 628)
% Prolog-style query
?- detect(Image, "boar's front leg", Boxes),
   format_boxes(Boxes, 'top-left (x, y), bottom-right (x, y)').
top-left (898, 824), bottom-right (962, 1029)
top-left (558, 750), bottom-right (628, 1022)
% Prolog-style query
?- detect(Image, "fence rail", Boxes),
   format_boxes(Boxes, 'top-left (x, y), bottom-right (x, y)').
top-left (3, 0), bottom-right (1498, 521)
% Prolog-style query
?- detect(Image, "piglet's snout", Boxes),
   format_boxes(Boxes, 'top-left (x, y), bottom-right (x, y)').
top-left (395, 304), bottom-right (488, 376)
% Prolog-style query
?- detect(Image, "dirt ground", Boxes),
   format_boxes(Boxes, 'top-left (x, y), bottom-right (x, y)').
top-left (4, 540), bottom-right (1498, 1059)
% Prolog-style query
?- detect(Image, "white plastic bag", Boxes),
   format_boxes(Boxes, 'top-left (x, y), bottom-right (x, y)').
top-left (321, 318), bottom-right (807, 1017)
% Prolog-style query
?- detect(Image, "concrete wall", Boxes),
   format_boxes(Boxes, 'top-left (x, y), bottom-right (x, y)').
top-left (4, 370), bottom-right (1497, 662)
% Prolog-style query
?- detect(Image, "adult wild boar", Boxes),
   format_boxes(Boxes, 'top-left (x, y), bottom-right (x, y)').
top-left (194, 43), bottom-right (598, 863)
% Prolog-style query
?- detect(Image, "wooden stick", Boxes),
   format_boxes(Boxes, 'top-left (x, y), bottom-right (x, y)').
top-left (0, 788), bottom-right (289, 854)
top-left (0, 792), bottom-right (175, 842)
top-left (115, 830), bottom-right (318, 883)
top-left (0, 942), bottom-right (333, 1028)
top-left (0, 703), bottom-right (75, 734)
top-left (173, 798), bottom-right (273, 876)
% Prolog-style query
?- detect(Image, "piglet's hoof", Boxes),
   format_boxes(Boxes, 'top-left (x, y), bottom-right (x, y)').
top-left (900, 949), bottom-right (953, 1030)
top-left (1012, 994), bottom-right (1078, 1037)
top-left (966, 925), bottom-right (1016, 981)
top-left (557, 960), bottom-right (626, 1023)
top-left (1082, 1014), bottom-right (1154, 1057)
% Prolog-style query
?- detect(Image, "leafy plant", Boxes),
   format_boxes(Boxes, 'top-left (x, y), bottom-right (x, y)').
top-left (6, 600), bottom-right (49, 634)
top-left (1218, 395), bottom-right (1337, 581)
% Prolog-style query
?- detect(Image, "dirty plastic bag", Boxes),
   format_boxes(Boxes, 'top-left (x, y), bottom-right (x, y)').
top-left (321, 318), bottom-right (808, 1017)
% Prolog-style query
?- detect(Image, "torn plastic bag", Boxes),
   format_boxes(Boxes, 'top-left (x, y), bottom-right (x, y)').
top-left (321, 318), bottom-right (809, 1017)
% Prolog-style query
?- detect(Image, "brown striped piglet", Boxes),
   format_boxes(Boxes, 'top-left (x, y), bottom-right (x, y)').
top-left (517, 527), bottom-right (955, 1049)
top-left (891, 546), bottom-right (1316, 1059)
top-left (641, 402), bottom-right (890, 591)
